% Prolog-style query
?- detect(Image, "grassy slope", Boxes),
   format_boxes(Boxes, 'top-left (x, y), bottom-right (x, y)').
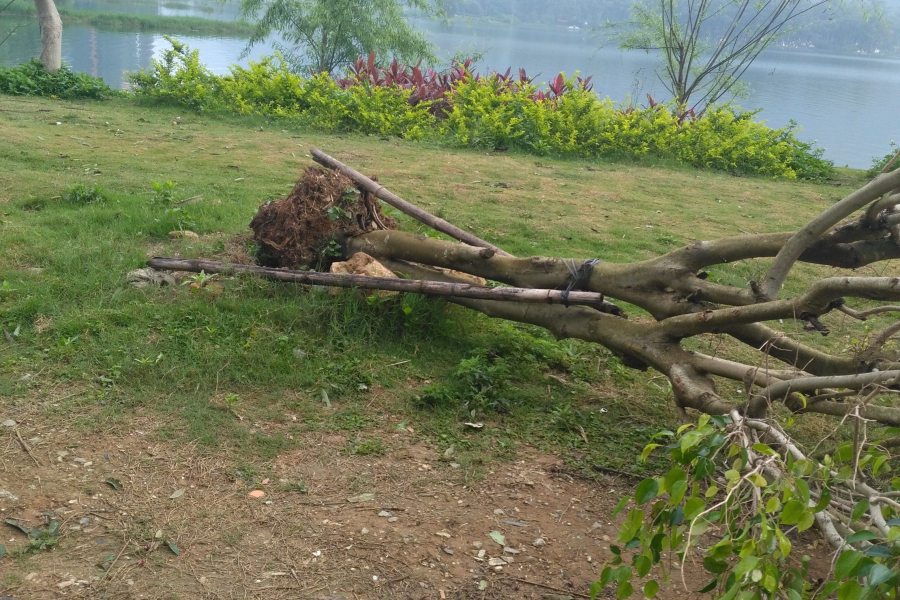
top-left (0, 94), bottom-right (877, 483)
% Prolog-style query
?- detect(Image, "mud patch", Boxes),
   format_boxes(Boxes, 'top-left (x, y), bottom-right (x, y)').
top-left (249, 167), bottom-right (396, 269)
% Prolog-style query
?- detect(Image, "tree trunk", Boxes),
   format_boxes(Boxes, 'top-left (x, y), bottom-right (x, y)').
top-left (34, 0), bottom-right (61, 73)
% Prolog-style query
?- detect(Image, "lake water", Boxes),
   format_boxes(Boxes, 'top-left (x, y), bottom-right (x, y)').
top-left (2, 7), bottom-right (899, 168)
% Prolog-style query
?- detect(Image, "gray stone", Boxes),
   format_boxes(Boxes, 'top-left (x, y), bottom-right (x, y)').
top-left (532, 538), bottom-right (546, 547)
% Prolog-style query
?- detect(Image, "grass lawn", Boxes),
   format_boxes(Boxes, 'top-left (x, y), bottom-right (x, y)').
top-left (0, 94), bottom-right (879, 598)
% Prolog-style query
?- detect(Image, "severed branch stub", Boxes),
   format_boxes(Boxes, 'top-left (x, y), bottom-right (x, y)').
top-left (148, 153), bottom-right (900, 551)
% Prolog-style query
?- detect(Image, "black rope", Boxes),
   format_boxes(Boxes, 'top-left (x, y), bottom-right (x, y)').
top-left (560, 258), bottom-right (602, 306)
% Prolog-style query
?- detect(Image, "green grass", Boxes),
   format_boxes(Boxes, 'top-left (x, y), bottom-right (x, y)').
top-left (0, 94), bottom-right (878, 481)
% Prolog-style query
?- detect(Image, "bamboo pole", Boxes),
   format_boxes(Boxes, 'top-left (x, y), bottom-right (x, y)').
top-left (310, 148), bottom-right (513, 257)
top-left (146, 257), bottom-right (608, 309)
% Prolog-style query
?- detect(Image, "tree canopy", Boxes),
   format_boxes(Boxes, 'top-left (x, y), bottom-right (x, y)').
top-left (239, 0), bottom-right (441, 74)
top-left (611, 0), bottom-right (831, 115)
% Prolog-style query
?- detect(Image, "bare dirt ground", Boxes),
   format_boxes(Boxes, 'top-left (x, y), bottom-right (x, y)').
top-left (0, 399), bottom-right (831, 600)
top-left (0, 408), bottom-right (693, 600)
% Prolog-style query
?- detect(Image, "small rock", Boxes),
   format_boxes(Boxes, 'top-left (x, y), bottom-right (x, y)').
top-left (477, 549), bottom-right (486, 558)
top-left (79, 517), bottom-right (90, 525)
top-left (378, 510), bottom-right (392, 517)
top-left (493, 508), bottom-right (505, 515)
top-left (361, 528), bottom-right (369, 535)
top-left (487, 558), bottom-right (506, 567)
top-left (168, 230), bottom-right (199, 239)
top-left (493, 566), bottom-right (503, 572)
top-left (387, 517), bottom-right (399, 523)
top-left (73, 457), bottom-right (87, 464)
top-left (443, 547), bottom-right (454, 555)
top-left (503, 520), bottom-right (528, 528)
top-left (57, 579), bottom-right (76, 588)
top-left (449, 462), bottom-right (460, 469)
top-left (503, 556), bottom-right (515, 564)
top-left (532, 538), bottom-right (546, 547)
top-left (591, 521), bottom-right (603, 531)
top-left (248, 490), bottom-right (265, 499)
top-left (503, 547), bottom-right (520, 555)
top-left (472, 541), bottom-right (483, 549)
top-left (1, 420), bottom-right (15, 428)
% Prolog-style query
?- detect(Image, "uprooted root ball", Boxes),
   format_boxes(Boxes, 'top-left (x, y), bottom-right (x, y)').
top-left (249, 167), bottom-right (397, 269)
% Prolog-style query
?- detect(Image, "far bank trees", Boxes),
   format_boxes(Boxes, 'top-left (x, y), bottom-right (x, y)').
top-left (239, 0), bottom-right (441, 74)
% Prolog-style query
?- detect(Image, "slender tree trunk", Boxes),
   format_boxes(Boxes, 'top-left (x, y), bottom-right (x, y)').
top-left (34, 0), bottom-right (61, 73)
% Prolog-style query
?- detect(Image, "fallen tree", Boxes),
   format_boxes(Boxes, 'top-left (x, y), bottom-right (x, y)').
top-left (151, 148), bottom-right (900, 595)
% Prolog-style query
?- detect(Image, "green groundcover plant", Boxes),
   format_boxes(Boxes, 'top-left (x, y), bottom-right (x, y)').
top-left (0, 59), bottom-right (122, 99)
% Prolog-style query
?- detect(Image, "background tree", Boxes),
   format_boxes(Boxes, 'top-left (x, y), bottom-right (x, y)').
top-left (34, 0), bottom-right (61, 72)
top-left (239, 0), bottom-right (441, 74)
top-left (611, 0), bottom-right (832, 115)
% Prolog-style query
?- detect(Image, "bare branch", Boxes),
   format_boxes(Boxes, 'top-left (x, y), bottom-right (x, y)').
top-left (759, 168), bottom-right (900, 301)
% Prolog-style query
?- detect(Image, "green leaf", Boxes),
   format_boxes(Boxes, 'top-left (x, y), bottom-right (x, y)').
top-left (599, 567), bottom-right (614, 588)
top-left (105, 477), bottom-right (123, 491)
top-left (865, 545), bottom-right (892, 558)
top-left (634, 555), bottom-right (652, 577)
top-left (698, 578), bottom-right (718, 593)
top-left (851, 499), bottom-right (869, 522)
top-left (635, 479), bottom-right (659, 505)
top-left (752, 443), bottom-right (775, 455)
top-left (0, 543), bottom-right (5, 560)
top-left (590, 580), bottom-right (604, 600)
top-left (797, 509), bottom-right (815, 532)
top-left (166, 540), bottom-right (180, 555)
top-left (640, 444), bottom-right (661, 463)
top-left (780, 500), bottom-right (806, 525)
top-left (846, 530), bottom-right (877, 544)
top-left (612, 496), bottom-right (631, 518)
top-left (643, 580), bottom-right (659, 598)
top-left (868, 563), bottom-right (894, 586)
top-left (733, 555), bottom-right (759, 577)
top-left (617, 509), bottom-right (644, 543)
top-left (616, 581), bottom-right (634, 600)
top-left (703, 556), bottom-right (728, 574)
top-left (813, 487), bottom-right (831, 513)
top-left (834, 550), bottom-right (863, 579)
top-left (489, 531), bottom-right (505, 546)
top-left (837, 580), bottom-right (862, 600)
top-left (684, 497), bottom-right (706, 521)
top-left (662, 468), bottom-right (686, 493)
top-left (765, 496), bottom-right (780, 514)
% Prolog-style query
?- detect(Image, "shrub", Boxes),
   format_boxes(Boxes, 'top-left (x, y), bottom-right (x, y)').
top-left (0, 59), bottom-right (121, 99)
top-left (125, 38), bottom-right (834, 180)
top-left (868, 141), bottom-right (900, 178)
top-left (127, 36), bottom-right (219, 111)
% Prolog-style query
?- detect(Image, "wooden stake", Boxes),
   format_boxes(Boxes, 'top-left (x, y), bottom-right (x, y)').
top-left (310, 148), bottom-right (512, 257)
top-left (146, 257), bottom-right (609, 310)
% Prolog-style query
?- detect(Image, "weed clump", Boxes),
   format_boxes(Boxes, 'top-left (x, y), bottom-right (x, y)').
top-left (249, 167), bottom-right (396, 269)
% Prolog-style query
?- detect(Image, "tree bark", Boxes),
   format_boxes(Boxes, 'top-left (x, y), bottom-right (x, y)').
top-left (34, 0), bottom-right (61, 73)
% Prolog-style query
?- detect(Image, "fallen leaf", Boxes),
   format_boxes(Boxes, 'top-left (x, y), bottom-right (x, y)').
top-left (464, 422), bottom-right (484, 429)
top-left (105, 477), bottom-right (123, 491)
top-left (169, 489), bottom-right (185, 499)
top-left (166, 540), bottom-right (180, 555)
top-left (489, 531), bottom-right (506, 546)
top-left (261, 478), bottom-right (270, 485)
